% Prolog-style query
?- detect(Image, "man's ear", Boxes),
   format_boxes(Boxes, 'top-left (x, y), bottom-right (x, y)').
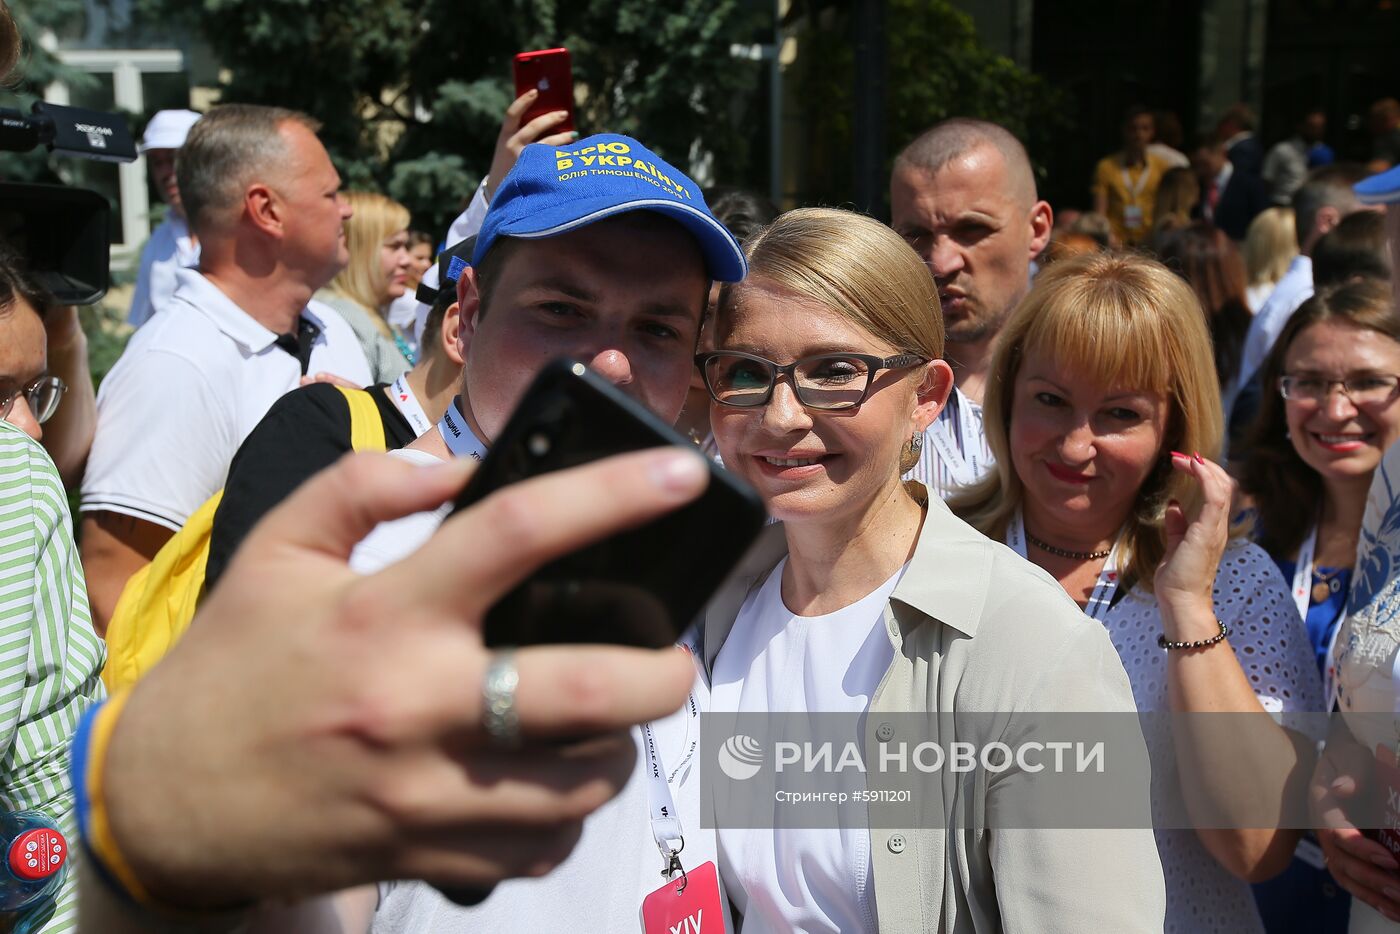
top-left (913, 359), bottom-right (956, 433)
top-left (1028, 200), bottom-right (1054, 257)
top-left (440, 301), bottom-right (465, 367)
top-left (244, 183), bottom-right (282, 239)
top-left (456, 268), bottom-right (483, 363)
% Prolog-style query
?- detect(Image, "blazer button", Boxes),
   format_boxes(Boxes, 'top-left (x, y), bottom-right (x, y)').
top-left (875, 722), bottom-right (895, 742)
top-left (888, 833), bottom-right (906, 854)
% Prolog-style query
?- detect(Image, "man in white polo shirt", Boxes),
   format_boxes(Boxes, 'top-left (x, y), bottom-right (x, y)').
top-left (80, 103), bottom-right (371, 631)
top-left (127, 108), bottom-right (202, 328)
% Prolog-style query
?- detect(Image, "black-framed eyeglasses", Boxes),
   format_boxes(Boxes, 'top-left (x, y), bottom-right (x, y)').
top-left (1278, 373), bottom-right (1400, 406)
top-left (695, 351), bottom-right (929, 411)
top-left (0, 376), bottom-right (66, 425)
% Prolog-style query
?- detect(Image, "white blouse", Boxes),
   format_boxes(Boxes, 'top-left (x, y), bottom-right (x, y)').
top-left (1099, 540), bottom-right (1323, 933)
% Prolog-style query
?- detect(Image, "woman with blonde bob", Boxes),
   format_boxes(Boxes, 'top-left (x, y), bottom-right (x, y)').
top-left (318, 191), bottom-right (414, 381)
top-left (694, 208), bottom-right (1166, 932)
top-left (1243, 206), bottom-right (1299, 312)
top-left (951, 251), bottom-right (1321, 933)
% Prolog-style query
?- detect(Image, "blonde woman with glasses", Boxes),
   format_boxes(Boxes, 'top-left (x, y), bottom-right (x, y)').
top-left (692, 208), bottom-right (1165, 932)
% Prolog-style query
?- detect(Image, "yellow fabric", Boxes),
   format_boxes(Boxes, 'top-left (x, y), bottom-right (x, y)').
top-left (101, 387), bottom-right (388, 691)
top-left (339, 384), bottom-right (387, 452)
top-left (1091, 151), bottom-right (1171, 246)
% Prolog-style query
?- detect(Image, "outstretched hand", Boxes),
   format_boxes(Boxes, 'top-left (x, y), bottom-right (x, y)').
top-left (100, 447), bottom-right (707, 909)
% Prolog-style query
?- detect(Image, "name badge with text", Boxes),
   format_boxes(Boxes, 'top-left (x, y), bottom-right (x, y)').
top-left (641, 860), bottom-right (724, 934)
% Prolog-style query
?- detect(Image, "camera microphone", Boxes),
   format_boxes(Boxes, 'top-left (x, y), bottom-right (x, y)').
top-left (0, 101), bottom-right (135, 162)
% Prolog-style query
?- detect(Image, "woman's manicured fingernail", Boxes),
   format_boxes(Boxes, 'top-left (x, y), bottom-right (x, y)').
top-left (1193, 452), bottom-right (1204, 464)
top-left (570, 130), bottom-right (580, 140)
top-left (650, 449), bottom-right (707, 494)
top-left (1170, 451), bottom-right (1187, 459)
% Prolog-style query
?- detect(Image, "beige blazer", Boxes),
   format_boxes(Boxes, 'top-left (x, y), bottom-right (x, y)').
top-left (697, 489), bottom-right (1167, 932)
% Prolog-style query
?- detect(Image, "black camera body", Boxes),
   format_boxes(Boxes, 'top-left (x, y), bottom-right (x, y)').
top-left (0, 100), bottom-right (137, 305)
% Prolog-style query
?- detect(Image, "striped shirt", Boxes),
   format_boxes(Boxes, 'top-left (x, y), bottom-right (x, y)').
top-left (0, 423), bottom-right (106, 932)
top-left (903, 386), bottom-right (996, 500)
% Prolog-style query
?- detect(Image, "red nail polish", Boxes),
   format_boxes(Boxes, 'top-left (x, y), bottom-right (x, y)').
top-left (1193, 452), bottom-right (1204, 464)
top-left (1170, 450), bottom-right (1187, 459)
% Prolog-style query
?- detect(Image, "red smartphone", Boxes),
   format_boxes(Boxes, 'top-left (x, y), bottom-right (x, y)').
top-left (512, 48), bottom-right (575, 134)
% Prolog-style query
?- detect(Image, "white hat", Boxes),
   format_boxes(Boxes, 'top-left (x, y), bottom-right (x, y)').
top-left (138, 109), bottom-right (202, 154)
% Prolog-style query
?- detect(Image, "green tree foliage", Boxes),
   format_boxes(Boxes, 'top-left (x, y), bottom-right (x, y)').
top-left (136, 0), bottom-right (767, 234)
top-left (787, 0), bottom-right (1070, 208)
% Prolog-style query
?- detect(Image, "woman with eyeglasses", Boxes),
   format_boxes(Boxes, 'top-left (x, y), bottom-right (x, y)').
top-left (949, 251), bottom-right (1321, 933)
top-left (1241, 278), bottom-right (1400, 691)
top-left (1238, 278), bottom-right (1400, 934)
top-left (0, 242), bottom-right (79, 469)
top-left (693, 208), bottom-right (1166, 932)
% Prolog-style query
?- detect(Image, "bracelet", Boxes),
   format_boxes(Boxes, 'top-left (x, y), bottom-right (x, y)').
top-left (71, 690), bottom-right (151, 903)
top-left (1157, 618), bottom-right (1230, 650)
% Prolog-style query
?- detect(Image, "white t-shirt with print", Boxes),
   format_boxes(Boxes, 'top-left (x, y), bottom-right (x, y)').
top-left (709, 556), bottom-right (905, 934)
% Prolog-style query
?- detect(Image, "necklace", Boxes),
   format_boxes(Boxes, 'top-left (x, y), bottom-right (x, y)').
top-left (1025, 531), bottom-right (1112, 561)
top-left (1311, 566), bottom-right (1347, 605)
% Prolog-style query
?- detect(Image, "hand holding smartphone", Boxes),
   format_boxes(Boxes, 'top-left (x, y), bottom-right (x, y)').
top-left (513, 48), bottom-right (575, 134)
top-left (453, 359), bottom-right (766, 649)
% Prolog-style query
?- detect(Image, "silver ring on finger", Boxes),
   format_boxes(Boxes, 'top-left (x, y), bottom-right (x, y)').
top-left (482, 650), bottom-right (522, 748)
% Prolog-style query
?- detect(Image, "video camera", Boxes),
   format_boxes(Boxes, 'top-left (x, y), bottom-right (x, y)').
top-left (0, 100), bottom-right (137, 305)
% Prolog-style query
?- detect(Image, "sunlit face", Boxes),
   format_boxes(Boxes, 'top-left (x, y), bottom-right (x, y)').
top-left (378, 229), bottom-right (412, 305)
top-left (458, 212), bottom-right (708, 442)
top-left (1282, 320), bottom-right (1400, 484)
top-left (0, 299), bottom-right (47, 442)
top-left (1009, 347), bottom-right (1170, 532)
top-left (890, 145), bottom-right (1045, 349)
top-left (273, 121), bottom-right (352, 289)
top-left (709, 278), bottom-right (943, 525)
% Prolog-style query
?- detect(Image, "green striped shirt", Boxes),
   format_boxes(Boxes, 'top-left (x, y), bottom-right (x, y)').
top-left (0, 423), bottom-right (105, 932)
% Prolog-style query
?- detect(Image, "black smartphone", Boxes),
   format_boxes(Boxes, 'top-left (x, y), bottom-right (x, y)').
top-left (453, 359), bottom-right (766, 649)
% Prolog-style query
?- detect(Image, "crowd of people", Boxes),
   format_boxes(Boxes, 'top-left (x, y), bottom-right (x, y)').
top-left (6, 0), bottom-right (1400, 928)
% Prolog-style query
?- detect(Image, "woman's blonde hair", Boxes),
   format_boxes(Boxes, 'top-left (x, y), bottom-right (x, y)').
top-left (950, 251), bottom-right (1222, 591)
top-left (1243, 206), bottom-right (1298, 288)
top-left (715, 207), bottom-right (943, 473)
top-left (326, 191), bottom-right (410, 334)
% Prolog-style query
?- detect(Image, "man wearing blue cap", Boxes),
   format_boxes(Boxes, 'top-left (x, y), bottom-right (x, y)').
top-left (251, 133), bottom-right (745, 932)
top-left (349, 133), bottom-right (745, 571)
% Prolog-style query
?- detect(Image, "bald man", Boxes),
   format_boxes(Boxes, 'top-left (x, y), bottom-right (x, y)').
top-left (890, 119), bottom-right (1052, 497)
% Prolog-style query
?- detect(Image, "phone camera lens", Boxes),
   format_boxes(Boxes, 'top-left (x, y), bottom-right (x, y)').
top-left (527, 432), bottom-right (551, 457)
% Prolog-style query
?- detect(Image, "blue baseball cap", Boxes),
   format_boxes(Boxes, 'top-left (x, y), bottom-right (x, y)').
top-left (473, 133), bottom-right (747, 282)
top-left (1355, 165), bottom-right (1400, 205)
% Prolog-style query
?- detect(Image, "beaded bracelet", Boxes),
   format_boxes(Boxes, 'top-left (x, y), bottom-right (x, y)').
top-left (1157, 619), bottom-right (1230, 650)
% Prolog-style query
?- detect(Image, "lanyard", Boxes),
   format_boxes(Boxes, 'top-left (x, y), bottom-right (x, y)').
top-left (641, 691), bottom-right (699, 880)
top-left (1290, 524), bottom-right (1319, 621)
top-left (1120, 160), bottom-right (1152, 199)
top-left (1006, 509), bottom-right (1122, 621)
top-left (1297, 523), bottom-right (1349, 711)
top-left (388, 375), bottom-right (433, 437)
top-left (437, 397), bottom-right (487, 461)
top-left (926, 389), bottom-right (982, 488)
